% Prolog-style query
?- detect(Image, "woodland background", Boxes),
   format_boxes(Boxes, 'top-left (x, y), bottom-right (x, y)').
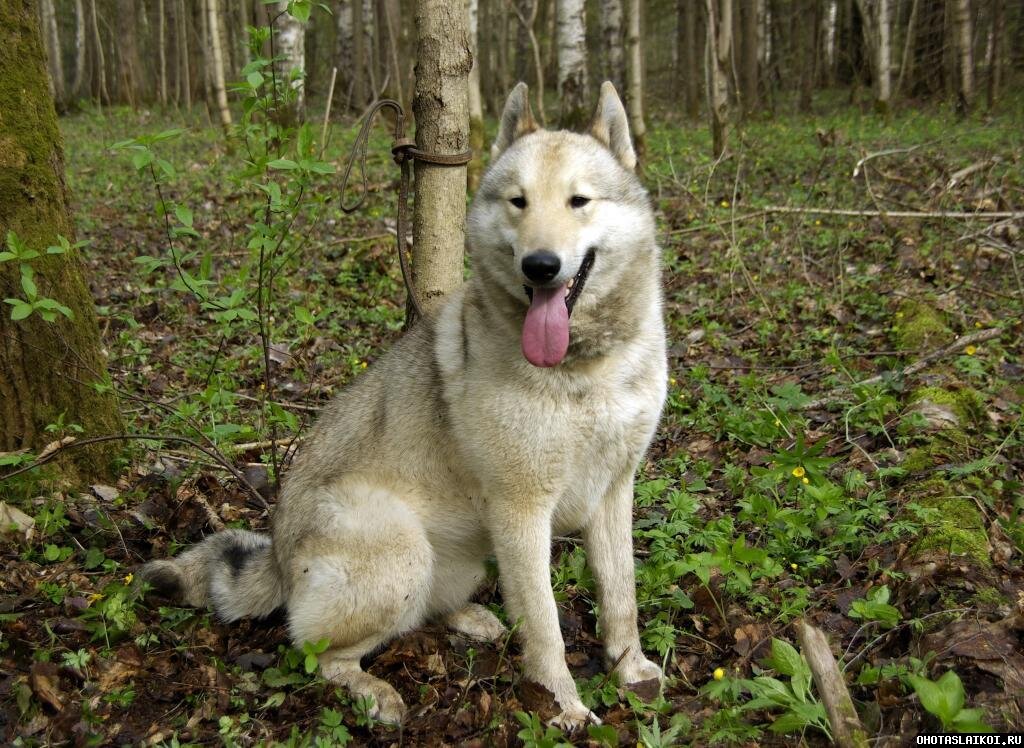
top-left (1, 0), bottom-right (1023, 746)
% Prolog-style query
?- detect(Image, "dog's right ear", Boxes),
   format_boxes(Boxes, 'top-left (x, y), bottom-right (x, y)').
top-left (491, 82), bottom-right (537, 159)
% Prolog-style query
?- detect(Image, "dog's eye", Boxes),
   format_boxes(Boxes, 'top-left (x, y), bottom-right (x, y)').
top-left (509, 196), bottom-right (527, 209)
top-left (569, 195), bottom-right (591, 209)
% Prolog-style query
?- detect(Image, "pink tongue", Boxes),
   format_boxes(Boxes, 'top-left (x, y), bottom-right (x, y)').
top-left (522, 285), bottom-right (569, 367)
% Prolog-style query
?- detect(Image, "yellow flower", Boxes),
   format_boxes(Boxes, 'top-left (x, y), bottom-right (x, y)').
top-left (791, 466), bottom-right (806, 478)
top-left (774, 419), bottom-right (782, 427)
top-left (713, 667), bottom-right (725, 681)
top-left (814, 219), bottom-right (821, 226)
top-left (669, 377), bottom-right (677, 386)
top-left (802, 477), bottom-right (809, 484)
top-left (965, 345), bottom-right (977, 356)
top-left (720, 200), bottom-right (730, 208)
top-left (123, 573), bottom-right (134, 585)
top-left (88, 593), bottom-right (104, 604)
top-left (790, 563), bottom-right (798, 571)
top-left (360, 361), bottom-right (368, 368)
top-left (974, 321), bottom-right (982, 328)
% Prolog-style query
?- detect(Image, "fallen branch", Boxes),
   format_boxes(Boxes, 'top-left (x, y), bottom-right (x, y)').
top-left (796, 620), bottom-right (870, 748)
top-left (762, 205), bottom-right (1023, 220)
top-left (803, 327), bottom-right (1003, 409)
top-left (0, 434), bottom-right (270, 511)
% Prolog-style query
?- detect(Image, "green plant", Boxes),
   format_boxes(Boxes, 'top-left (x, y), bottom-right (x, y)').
top-left (514, 711), bottom-right (572, 748)
top-left (848, 585), bottom-right (902, 628)
top-left (1, 230), bottom-right (76, 322)
top-left (907, 670), bottom-right (992, 733)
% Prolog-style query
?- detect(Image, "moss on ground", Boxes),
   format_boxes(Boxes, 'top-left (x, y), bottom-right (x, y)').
top-left (893, 298), bottom-right (951, 350)
top-left (910, 479), bottom-right (991, 567)
top-left (909, 386), bottom-right (986, 426)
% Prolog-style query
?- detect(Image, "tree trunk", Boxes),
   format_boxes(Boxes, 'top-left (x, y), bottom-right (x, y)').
top-left (510, 0), bottom-right (547, 125)
top-left (0, 0), bottom-right (123, 482)
top-left (624, 0), bottom-right (645, 162)
top-left (556, 0), bottom-right (588, 128)
top-left (706, 0), bottom-right (731, 158)
top-left (158, 0), bottom-right (168, 106)
top-left (89, 0), bottom-right (108, 105)
top-left (412, 0), bottom-right (472, 316)
top-left (953, 0), bottom-right (973, 113)
top-left (740, 0), bottom-right (759, 115)
top-left (275, 2), bottom-right (307, 120)
top-left (207, 0), bottom-right (232, 129)
top-left (116, 0), bottom-right (143, 107)
top-left (336, 0), bottom-right (355, 108)
top-left (352, 0), bottom-right (367, 106)
top-left (895, 0), bottom-right (920, 97)
top-left (72, 0), bottom-right (87, 98)
top-left (514, 0), bottom-right (535, 82)
top-left (381, 0), bottom-right (405, 104)
top-left (877, 0), bottom-right (890, 108)
top-left (362, 0), bottom-right (377, 96)
top-left (798, 0), bottom-right (819, 111)
top-left (177, 0), bottom-right (191, 109)
top-left (600, 0), bottom-right (625, 95)
top-left (985, 0), bottom-right (1002, 109)
top-left (677, 0), bottom-right (700, 118)
top-left (467, 0), bottom-right (484, 190)
top-left (39, 0), bottom-right (65, 110)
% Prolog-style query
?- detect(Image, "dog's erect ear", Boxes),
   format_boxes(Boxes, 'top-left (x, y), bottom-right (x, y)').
top-left (589, 81), bottom-right (636, 171)
top-left (492, 82), bottom-right (537, 158)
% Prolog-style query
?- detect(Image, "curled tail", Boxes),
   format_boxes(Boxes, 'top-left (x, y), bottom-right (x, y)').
top-left (140, 529), bottom-right (285, 621)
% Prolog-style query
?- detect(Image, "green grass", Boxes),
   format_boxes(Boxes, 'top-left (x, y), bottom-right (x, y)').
top-left (1, 95), bottom-right (1021, 744)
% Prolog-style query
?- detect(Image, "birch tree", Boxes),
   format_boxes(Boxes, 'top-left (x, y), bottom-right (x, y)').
top-left (207, 0), bottom-right (232, 129)
top-left (600, 0), bottom-right (625, 95)
top-left (89, 0), bottom-right (108, 105)
top-left (158, 0), bottom-right (168, 106)
top-left (0, 0), bottom-right (123, 481)
top-left (556, 0), bottom-right (588, 128)
top-left (953, 0), bottom-right (973, 112)
top-left (412, 0), bottom-right (471, 315)
top-left (856, 0), bottom-right (891, 112)
top-left (510, 0), bottom-right (546, 125)
top-left (275, 2), bottom-right (307, 120)
top-left (624, 0), bottom-right (645, 161)
top-left (705, 0), bottom-right (731, 157)
top-left (336, 0), bottom-right (354, 107)
top-left (677, 0), bottom-right (700, 119)
top-left (739, 0), bottom-right (759, 114)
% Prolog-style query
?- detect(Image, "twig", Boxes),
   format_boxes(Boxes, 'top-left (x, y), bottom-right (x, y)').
top-left (796, 620), bottom-right (869, 748)
top-left (319, 67), bottom-right (337, 159)
top-left (762, 205), bottom-right (1023, 220)
top-left (0, 434), bottom-right (269, 511)
top-left (852, 144), bottom-right (925, 178)
top-left (803, 327), bottom-right (1003, 409)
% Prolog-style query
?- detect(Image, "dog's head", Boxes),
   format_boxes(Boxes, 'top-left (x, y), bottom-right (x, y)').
top-left (467, 82), bottom-right (656, 368)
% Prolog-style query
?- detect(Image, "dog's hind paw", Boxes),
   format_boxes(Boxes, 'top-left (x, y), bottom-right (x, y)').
top-left (613, 649), bottom-right (664, 689)
top-left (445, 603), bottom-right (508, 642)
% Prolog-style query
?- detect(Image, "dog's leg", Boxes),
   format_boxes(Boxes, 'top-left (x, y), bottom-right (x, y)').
top-left (445, 603), bottom-right (507, 641)
top-left (429, 552), bottom-right (507, 641)
top-left (583, 473), bottom-right (663, 687)
top-left (285, 487), bottom-right (434, 725)
top-left (489, 502), bottom-right (598, 729)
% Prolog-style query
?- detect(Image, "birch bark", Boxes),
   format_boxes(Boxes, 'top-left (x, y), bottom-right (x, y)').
top-left (600, 0), bottom-right (625, 95)
top-left (556, 0), bottom-right (588, 128)
top-left (207, 0), bottom-right (232, 128)
top-left (625, 0), bottom-right (645, 161)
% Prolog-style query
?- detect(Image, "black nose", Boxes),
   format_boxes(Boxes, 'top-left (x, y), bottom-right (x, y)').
top-left (521, 251), bottom-right (561, 283)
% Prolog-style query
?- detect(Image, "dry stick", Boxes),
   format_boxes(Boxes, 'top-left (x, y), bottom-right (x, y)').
top-left (803, 327), bottom-right (1003, 410)
top-left (320, 66), bottom-right (338, 158)
top-left (796, 620), bottom-right (870, 748)
top-left (761, 205), bottom-right (1024, 220)
top-left (0, 434), bottom-right (269, 512)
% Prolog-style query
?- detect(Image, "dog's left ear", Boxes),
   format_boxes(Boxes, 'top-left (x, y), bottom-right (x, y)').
top-left (492, 82), bottom-right (538, 159)
top-left (589, 81), bottom-right (636, 171)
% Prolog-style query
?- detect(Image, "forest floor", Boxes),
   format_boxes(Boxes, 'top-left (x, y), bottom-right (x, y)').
top-left (2, 95), bottom-right (1023, 746)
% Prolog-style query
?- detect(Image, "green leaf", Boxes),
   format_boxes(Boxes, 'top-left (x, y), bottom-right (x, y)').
top-left (951, 708), bottom-right (993, 733)
top-left (295, 307), bottom-right (315, 325)
top-left (908, 673), bottom-right (958, 725)
top-left (44, 544), bottom-right (61, 561)
top-left (261, 691), bottom-right (286, 709)
top-left (768, 710), bottom-right (808, 734)
top-left (267, 158), bottom-right (299, 170)
top-left (20, 267), bottom-right (37, 299)
top-left (6, 300), bottom-right (33, 321)
top-left (247, 71), bottom-right (264, 89)
top-left (174, 205), bottom-right (194, 227)
top-left (288, 0), bottom-right (312, 22)
top-left (768, 638), bottom-right (804, 677)
top-left (303, 653), bottom-right (318, 674)
top-left (936, 670), bottom-right (965, 715)
top-left (131, 149), bottom-right (154, 170)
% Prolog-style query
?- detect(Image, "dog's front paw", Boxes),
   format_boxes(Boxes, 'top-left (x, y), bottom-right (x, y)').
top-left (549, 700), bottom-right (601, 732)
top-left (612, 649), bottom-right (664, 697)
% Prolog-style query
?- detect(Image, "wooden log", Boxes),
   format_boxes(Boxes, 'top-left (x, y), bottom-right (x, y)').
top-left (796, 620), bottom-right (870, 748)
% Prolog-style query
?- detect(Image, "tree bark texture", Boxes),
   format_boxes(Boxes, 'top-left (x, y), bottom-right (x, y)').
top-left (39, 0), bottom-right (65, 109)
top-left (89, 0), bottom-right (108, 104)
top-left (466, 0), bottom-right (484, 190)
top-left (0, 0), bottom-right (123, 480)
top-left (740, 0), bottom-right (759, 114)
top-left (706, 0), bottom-right (731, 158)
top-left (336, 0), bottom-right (355, 107)
top-left (953, 0), bottom-right (973, 112)
top-left (556, 0), bottom-right (588, 128)
top-left (116, 0), bottom-right (143, 107)
top-left (158, 0), bottom-right (168, 105)
top-left (510, 0), bottom-right (547, 125)
top-left (625, 0), bottom-right (645, 162)
top-left (412, 0), bottom-right (472, 315)
top-left (275, 2), bottom-right (307, 120)
top-left (177, 0), bottom-right (191, 109)
top-left (72, 0), bottom-right (87, 98)
top-left (677, 0), bottom-right (700, 118)
top-left (207, 0), bottom-right (232, 128)
top-left (600, 0), bottom-right (625, 96)
top-left (986, 0), bottom-right (1003, 109)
